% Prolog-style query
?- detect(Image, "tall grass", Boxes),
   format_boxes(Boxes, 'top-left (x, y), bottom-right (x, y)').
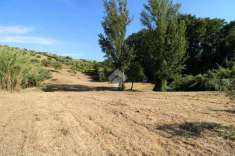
top-left (0, 47), bottom-right (50, 91)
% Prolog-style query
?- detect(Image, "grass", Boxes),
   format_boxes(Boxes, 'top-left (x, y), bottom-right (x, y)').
top-left (0, 46), bottom-right (51, 91)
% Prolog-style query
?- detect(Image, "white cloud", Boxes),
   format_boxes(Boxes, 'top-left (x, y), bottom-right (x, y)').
top-left (0, 35), bottom-right (57, 45)
top-left (0, 26), bottom-right (33, 34)
top-left (0, 25), bottom-right (58, 45)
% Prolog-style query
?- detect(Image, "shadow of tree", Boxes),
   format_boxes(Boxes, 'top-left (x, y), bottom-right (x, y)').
top-left (157, 122), bottom-right (235, 140)
top-left (42, 84), bottom-right (118, 92)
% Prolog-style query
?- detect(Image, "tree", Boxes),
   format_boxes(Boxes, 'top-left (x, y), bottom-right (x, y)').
top-left (217, 21), bottom-right (235, 66)
top-left (126, 30), bottom-right (155, 82)
top-left (127, 62), bottom-right (145, 90)
top-left (141, 0), bottom-right (187, 91)
top-left (99, 0), bottom-right (133, 90)
top-left (180, 15), bottom-right (226, 75)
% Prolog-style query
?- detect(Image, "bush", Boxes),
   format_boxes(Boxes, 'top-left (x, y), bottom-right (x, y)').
top-left (51, 61), bottom-right (62, 70)
top-left (93, 62), bottom-right (114, 81)
top-left (0, 47), bottom-right (51, 91)
top-left (94, 66), bottom-right (107, 81)
top-left (0, 49), bottom-right (28, 91)
top-left (30, 59), bottom-right (40, 64)
top-left (36, 55), bottom-right (41, 59)
top-left (21, 68), bottom-right (51, 88)
top-left (170, 66), bottom-right (235, 91)
top-left (71, 60), bottom-right (96, 73)
top-left (41, 59), bottom-right (51, 67)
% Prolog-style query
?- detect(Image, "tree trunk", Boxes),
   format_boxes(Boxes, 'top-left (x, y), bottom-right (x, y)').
top-left (118, 71), bottom-right (125, 91)
top-left (131, 81), bottom-right (134, 91)
top-left (118, 80), bottom-right (125, 91)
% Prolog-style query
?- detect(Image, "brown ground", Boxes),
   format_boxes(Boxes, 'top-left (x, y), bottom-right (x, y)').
top-left (0, 69), bottom-right (234, 156)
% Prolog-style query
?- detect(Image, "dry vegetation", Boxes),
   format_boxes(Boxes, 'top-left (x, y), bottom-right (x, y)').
top-left (0, 69), bottom-right (234, 156)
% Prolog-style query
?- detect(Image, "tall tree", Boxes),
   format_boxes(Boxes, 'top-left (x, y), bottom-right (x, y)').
top-left (180, 15), bottom-right (226, 75)
top-left (126, 30), bottom-right (155, 81)
top-left (141, 0), bottom-right (186, 91)
top-left (99, 0), bottom-right (133, 90)
top-left (217, 21), bottom-right (235, 66)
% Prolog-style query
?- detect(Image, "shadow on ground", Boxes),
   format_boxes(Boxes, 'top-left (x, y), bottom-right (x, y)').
top-left (43, 84), bottom-right (119, 92)
top-left (211, 109), bottom-right (235, 115)
top-left (156, 122), bottom-right (235, 140)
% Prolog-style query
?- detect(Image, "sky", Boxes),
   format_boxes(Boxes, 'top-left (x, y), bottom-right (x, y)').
top-left (0, 0), bottom-right (235, 61)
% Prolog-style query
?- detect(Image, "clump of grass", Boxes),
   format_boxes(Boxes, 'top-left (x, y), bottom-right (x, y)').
top-left (0, 49), bottom-right (27, 91)
top-left (41, 59), bottom-right (51, 67)
top-left (51, 61), bottom-right (62, 70)
top-left (21, 68), bottom-right (51, 88)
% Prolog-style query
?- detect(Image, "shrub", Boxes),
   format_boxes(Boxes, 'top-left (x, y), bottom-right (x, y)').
top-left (0, 47), bottom-right (51, 91)
top-left (127, 62), bottom-right (146, 90)
top-left (170, 66), bottom-right (234, 91)
top-left (41, 59), bottom-right (50, 67)
top-left (30, 59), bottom-right (40, 64)
top-left (51, 61), bottom-right (62, 70)
top-left (0, 49), bottom-right (28, 91)
top-left (93, 62), bottom-right (113, 81)
top-left (95, 66), bottom-right (107, 81)
top-left (21, 68), bottom-right (51, 88)
top-left (36, 55), bottom-right (41, 59)
top-left (71, 60), bottom-right (96, 73)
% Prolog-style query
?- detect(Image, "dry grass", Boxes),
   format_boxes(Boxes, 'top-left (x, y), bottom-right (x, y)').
top-left (0, 69), bottom-right (234, 156)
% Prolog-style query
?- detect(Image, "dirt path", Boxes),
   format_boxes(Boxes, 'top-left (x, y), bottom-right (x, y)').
top-left (0, 70), bottom-right (234, 156)
top-left (44, 69), bottom-right (154, 91)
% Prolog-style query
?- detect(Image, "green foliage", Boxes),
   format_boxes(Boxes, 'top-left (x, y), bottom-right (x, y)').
top-left (126, 62), bottom-right (145, 90)
top-left (0, 47), bottom-right (51, 91)
top-left (180, 15), bottom-right (226, 75)
top-left (94, 61), bottom-right (114, 81)
top-left (30, 59), bottom-right (40, 64)
top-left (126, 30), bottom-right (155, 81)
top-left (0, 49), bottom-right (27, 91)
top-left (141, 0), bottom-right (187, 91)
top-left (21, 68), bottom-right (51, 88)
top-left (217, 21), bottom-right (235, 66)
top-left (36, 55), bottom-right (41, 59)
top-left (99, 0), bottom-right (133, 90)
top-left (51, 61), bottom-right (62, 70)
top-left (171, 65), bottom-right (235, 91)
top-left (71, 60), bottom-right (96, 73)
top-left (41, 59), bottom-right (51, 67)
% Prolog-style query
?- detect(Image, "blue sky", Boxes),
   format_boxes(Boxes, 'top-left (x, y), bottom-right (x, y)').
top-left (0, 0), bottom-right (235, 60)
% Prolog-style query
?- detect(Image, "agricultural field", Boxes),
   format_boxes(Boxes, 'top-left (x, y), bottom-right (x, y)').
top-left (0, 0), bottom-right (235, 155)
top-left (0, 68), bottom-right (234, 156)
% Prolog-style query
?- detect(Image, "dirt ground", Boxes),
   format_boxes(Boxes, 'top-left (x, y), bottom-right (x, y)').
top-left (0, 69), bottom-right (234, 156)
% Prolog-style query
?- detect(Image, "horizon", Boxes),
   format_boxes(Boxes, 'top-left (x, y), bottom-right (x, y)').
top-left (0, 0), bottom-right (235, 61)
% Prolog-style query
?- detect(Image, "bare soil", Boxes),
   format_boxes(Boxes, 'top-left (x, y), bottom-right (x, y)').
top-left (0, 69), bottom-right (234, 156)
